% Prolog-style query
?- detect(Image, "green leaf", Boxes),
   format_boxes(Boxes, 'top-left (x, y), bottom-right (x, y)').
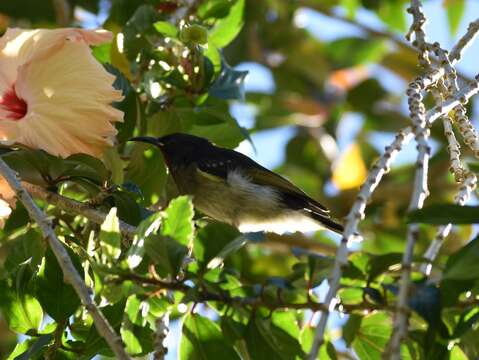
top-left (121, 316), bottom-right (154, 356)
top-left (100, 207), bottom-right (122, 263)
top-left (194, 222), bottom-right (240, 264)
top-left (154, 20), bottom-right (178, 38)
top-left (180, 314), bottom-right (241, 360)
top-left (206, 233), bottom-right (251, 269)
top-left (245, 317), bottom-right (305, 360)
top-left (125, 143), bottom-right (167, 205)
top-left (407, 204), bottom-right (479, 224)
top-left (145, 234), bottom-right (189, 277)
top-left (367, 252), bottom-right (403, 280)
top-left (352, 312), bottom-right (391, 360)
top-left (111, 188), bottom-right (142, 226)
top-left (446, 0), bottom-right (466, 35)
top-left (83, 301), bottom-right (126, 357)
top-left (4, 229), bottom-right (44, 275)
top-left (103, 147), bottom-right (125, 185)
top-left (123, 4), bottom-right (158, 60)
top-left (0, 264), bottom-right (43, 334)
top-left (343, 314), bottom-right (363, 346)
top-left (207, 232), bottom-right (265, 269)
top-left (326, 38), bottom-right (387, 67)
top-left (340, 0), bottom-right (360, 18)
top-left (12, 334), bottom-right (53, 360)
top-left (92, 43), bottom-right (111, 64)
top-left (124, 294), bottom-right (147, 326)
top-left (6, 340), bottom-right (31, 360)
top-left (377, 0), bottom-right (406, 32)
top-left (208, 0), bottom-right (245, 48)
top-left (198, 0), bottom-right (233, 19)
top-left (65, 153), bottom-right (110, 185)
top-left (443, 236), bottom-right (479, 280)
top-left (35, 248), bottom-right (82, 321)
top-left (125, 212), bottom-right (162, 269)
top-left (161, 196), bottom-right (195, 246)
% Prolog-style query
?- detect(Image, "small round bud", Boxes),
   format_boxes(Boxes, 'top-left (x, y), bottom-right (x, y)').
top-left (179, 25), bottom-right (208, 45)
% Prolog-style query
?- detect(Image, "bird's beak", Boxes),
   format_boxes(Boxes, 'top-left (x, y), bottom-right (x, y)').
top-left (129, 136), bottom-right (163, 147)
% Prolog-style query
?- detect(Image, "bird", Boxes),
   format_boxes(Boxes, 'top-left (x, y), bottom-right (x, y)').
top-left (129, 133), bottom-right (343, 235)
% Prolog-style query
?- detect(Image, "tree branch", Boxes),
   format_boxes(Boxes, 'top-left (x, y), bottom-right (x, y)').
top-left (22, 182), bottom-right (136, 241)
top-left (0, 159), bottom-right (131, 360)
top-left (307, 128), bottom-right (414, 360)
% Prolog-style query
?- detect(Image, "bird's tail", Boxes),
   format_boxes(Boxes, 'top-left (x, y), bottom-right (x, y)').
top-left (307, 211), bottom-right (344, 235)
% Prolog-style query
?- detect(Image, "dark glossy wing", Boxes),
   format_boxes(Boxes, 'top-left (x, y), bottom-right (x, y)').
top-left (196, 147), bottom-right (330, 214)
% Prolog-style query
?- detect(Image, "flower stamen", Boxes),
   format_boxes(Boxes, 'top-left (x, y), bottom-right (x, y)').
top-left (0, 86), bottom-right (27, 120)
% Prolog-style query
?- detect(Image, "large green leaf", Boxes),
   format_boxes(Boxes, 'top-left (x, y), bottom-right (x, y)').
top-left (208, 0), bottom-right (245, 48)
top-left (245, 316), bottom-right (305, 360)
top-left (35, 248), bottom-right (82, 321)
top-left (145, 234), bottom-right (189, 277)
top-left (443, 236), bottom-right (479, 280)
top-left (0, 264), bottom-right (43, 334)
top-left (4, 229), bottom-right (44, 275)
top-left (407, 204), bottom-right (479, 224)
top-left (180, 314), bottom-right (241, 360)
top-left (352, 312), bottom-right (392, 360)
top-left (161, 196), bottom-right (195, 246)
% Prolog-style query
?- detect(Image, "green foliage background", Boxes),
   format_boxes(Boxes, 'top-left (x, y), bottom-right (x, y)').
top-left (0, 0), bottom-right (478, 359)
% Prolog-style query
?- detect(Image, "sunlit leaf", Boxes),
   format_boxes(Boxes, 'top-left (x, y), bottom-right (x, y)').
top-left (161, 195), bottom-right (194, 246)
top-left (445, 0), bottom-right (466, 35)
top-left (208, 0), bottom-right (245, 48)
top-left (100, 207), bottom-right (122, 262)
top-left (352, 312), bottom-right (391, 360)
top-left (154, 20), bottom-right (178, 38)
top-left (180, 314), bottom-right (241, 360)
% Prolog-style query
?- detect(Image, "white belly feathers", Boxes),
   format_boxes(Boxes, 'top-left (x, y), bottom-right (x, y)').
top-left (194, 169), bottom-right (323, 234)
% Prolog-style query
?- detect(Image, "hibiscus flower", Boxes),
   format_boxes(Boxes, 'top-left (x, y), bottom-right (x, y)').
top-left (0, 28), bottom-right (123, 158)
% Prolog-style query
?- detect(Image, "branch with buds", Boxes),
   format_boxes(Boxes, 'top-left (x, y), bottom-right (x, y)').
top-left (307, 1), bottom-right (479, 358)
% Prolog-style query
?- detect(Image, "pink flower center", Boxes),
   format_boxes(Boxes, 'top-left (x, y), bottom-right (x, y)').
top-left (0, 86), bottom-right (27, 120)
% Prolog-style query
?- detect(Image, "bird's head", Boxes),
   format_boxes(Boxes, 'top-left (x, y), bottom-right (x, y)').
top-left (129, 133), bottom-right (213, 168)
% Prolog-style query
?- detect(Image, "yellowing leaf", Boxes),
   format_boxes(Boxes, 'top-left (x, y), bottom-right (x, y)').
top-left (332, 143), bottom-right (367, 190)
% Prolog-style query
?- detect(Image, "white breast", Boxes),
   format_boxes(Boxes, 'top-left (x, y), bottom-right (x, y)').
top-left (227, 170), bottom-right (323, 234)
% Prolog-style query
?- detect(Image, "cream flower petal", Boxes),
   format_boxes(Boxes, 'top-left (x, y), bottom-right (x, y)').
top-left (0, 28), bottom-right (123, 158)
top-left (11, 40), bottom-right (123, 157)
top-left (0, 198), bottom-right (12, 228)
top-left (0, 175), bottom-right (15, 228)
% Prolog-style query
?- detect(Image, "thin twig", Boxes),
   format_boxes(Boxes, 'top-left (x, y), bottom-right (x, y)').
top-left (153, 314), bottom-right (169, 360)
top-left (0, 158), bottom-right (131, 360)
top-left (307, 128), bottom-right (414, 359)
top-left (387, 2), bottom-right (431, 357)
top-left (450, 18), bottom-right (479, 62)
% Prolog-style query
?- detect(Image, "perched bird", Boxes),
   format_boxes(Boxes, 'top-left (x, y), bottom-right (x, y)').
top-left (130, 133), bottom-right (343, 234)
